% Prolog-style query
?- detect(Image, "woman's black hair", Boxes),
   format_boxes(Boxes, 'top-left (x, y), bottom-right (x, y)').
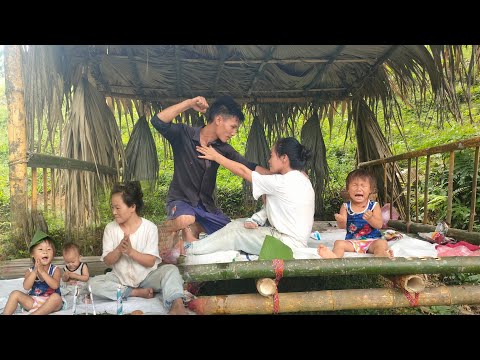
top-left (274, 137), bottom-right (312, 171)
top-left (111, 181), bottom-right (144, 214)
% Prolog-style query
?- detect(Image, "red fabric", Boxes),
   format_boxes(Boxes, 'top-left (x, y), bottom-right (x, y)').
top-left (442, 241), bottom-right (480, 251)
top-left (436, 244), bottom-right (480, 257)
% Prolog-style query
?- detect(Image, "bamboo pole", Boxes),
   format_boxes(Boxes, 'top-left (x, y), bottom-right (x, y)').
top-left (180, 257), bottom-right (480, 282)
top-left (406, 158), bottom-right (411, 223)
top-left (469, 146), bottom-right (479, 232)
top-left (388, 220), bottom-right (480, 245)
top-left (31, 167), bottom-right (37, 212)
top-left (390, 161), bottom-right (395, 219)
top-left (43, 168), bottom-right (47, 212)
top-left (187, 285), bottom-right (480, 315)
top-left (358, 137), bottom-right (480, 167)
top-left (415, 157), bottom-right (419, 222)
top-left (51, 168), bottom-right (56, 213)
top-left (383, 274), bottom-right (425, 293)
top-left (383, 164), bottom-right (387, 204)
top-left (446, 151), bottom-right (455, 225)
top-left (423, 155), bottom-right (430, 224)
top-left (256, 278), bottom-right (277, 297)
top-left (5, 45), bottom-right (28, 242)
top-left (27, 153), bottom-right (117, 175)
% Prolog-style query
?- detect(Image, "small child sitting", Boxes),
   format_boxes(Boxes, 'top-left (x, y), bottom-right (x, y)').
top-left (318, 169), bottom-right (393, 259)
top-left (61, 242), bottom-right (90, 300)
top-left (2, 230), bottom-right (64, 315)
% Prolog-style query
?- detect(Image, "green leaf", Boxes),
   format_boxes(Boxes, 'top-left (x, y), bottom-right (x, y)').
top-left (258, 235), bottom-right (294, 260)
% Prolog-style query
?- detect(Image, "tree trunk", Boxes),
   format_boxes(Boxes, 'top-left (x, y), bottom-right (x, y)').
top-left (5, 45), bottom-right (28, 247)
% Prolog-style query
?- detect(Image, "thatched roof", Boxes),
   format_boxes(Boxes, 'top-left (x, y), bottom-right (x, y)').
top-left (57, 45), bottom-right (435, 103)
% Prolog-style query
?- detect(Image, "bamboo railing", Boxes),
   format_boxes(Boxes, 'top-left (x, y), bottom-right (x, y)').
top-left (25, 152), bottom-right (117, 216)
top-left (358, 136), bottom-right (480, 243)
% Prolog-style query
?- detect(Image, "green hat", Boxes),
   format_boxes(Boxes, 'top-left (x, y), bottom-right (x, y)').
top-left (29, 230), bottom-right (51, 251)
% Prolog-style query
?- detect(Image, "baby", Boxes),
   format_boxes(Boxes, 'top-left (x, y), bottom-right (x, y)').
top-left (61, 242), bottom-right (90, 299)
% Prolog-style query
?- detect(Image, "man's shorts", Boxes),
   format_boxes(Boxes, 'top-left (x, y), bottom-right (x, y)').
top-left (166, 200), bottom-right (230, 234)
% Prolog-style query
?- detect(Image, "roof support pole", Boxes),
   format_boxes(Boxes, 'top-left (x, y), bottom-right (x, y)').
top-left (5, 45), bottom-right (28, 245)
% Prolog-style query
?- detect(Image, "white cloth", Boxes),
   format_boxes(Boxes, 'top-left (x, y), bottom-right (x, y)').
top-left (252, 170), bottom-right (315, 247)
top-left (101, 218), bottom-right (161, 287)
top-left (185, 229), bottom-right (439, 264)
top-left (0, 277), bottom-right (194, 315)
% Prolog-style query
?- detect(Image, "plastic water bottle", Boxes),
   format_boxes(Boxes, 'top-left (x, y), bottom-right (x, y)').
top-left (307, 231), bottom-right (322, 247)
top-left (116, 286), bottom-right (123, 315)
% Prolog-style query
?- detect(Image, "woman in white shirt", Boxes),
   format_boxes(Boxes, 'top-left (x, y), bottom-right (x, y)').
top-left (89, 181), bottom-right (186, 314)
top-left (185, 137), bottom-right (315, 255)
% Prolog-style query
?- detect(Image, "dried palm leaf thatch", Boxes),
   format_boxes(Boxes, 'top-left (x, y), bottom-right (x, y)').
top-left (59, 77), bottom-right (125, 235)
top-left (351, 97), bottom-right (405, 218)
top-left (301, 112), bottom-right (329, 217)
top-left (246, 103), bottom-right (309, 144)
top-left (243, 116), bottom-right (270, 207)
top-left (22, 45), bottom-right (68, 153)
top-left (124, 115), bottom-right (159, 189)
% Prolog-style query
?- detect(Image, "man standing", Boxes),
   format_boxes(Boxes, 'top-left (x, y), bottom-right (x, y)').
top-left (151, 95), bottom-right (269, 247)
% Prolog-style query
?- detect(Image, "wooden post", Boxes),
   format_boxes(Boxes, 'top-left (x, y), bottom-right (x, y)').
top-left (469, 147), bottom-right (479, 232)
top-left (415, 157), bottom-right (419, 222)
top-left (5, 45), bottom-right (28, 243)
top-left (406, 158), bottom-right (411, 223)
top-left (383, 164), bottom-right (387, 204)
top-left (390, 161), bottom-right (395, 219)
top-left (31, 167), bottom-right (38, 212)
top-left (423, 155), bottom-right (430, 224)
top-left (51, 168), bottom-right (56, 213)
top-left (446, 151), bottom-right (455, 225)
top-left (43, 168), bottom-right (47, 212)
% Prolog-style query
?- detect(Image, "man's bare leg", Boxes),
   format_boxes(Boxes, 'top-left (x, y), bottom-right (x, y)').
top-left (182, 221), bottom-right (205, 243)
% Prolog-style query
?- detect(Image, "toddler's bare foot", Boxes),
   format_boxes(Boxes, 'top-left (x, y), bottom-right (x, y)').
top-left (244, 221), bottom-right (259, 229)
top-left (130, 287), bottom-right (154, 299)
top-left (168, 298), bottom-right (187, 315)
top-left (317, 245), bottom-right (338, 259)
top-left (373, 249), bottom-right (394, 258)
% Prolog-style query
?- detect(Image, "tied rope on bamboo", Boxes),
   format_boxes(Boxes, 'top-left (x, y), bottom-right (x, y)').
top-left (272, 259), bottom-right (284, 314)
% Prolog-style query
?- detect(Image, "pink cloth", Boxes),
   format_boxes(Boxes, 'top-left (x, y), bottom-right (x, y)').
top-left (442, 241), bottom-right (480, 251)
top-left (436, 244), bottom-right (480, 257)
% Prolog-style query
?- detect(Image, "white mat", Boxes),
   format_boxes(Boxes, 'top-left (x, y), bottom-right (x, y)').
top-left (0, 278), bottom-right (192, 315)
top-left (183, 228), bottom-right (438, 264)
